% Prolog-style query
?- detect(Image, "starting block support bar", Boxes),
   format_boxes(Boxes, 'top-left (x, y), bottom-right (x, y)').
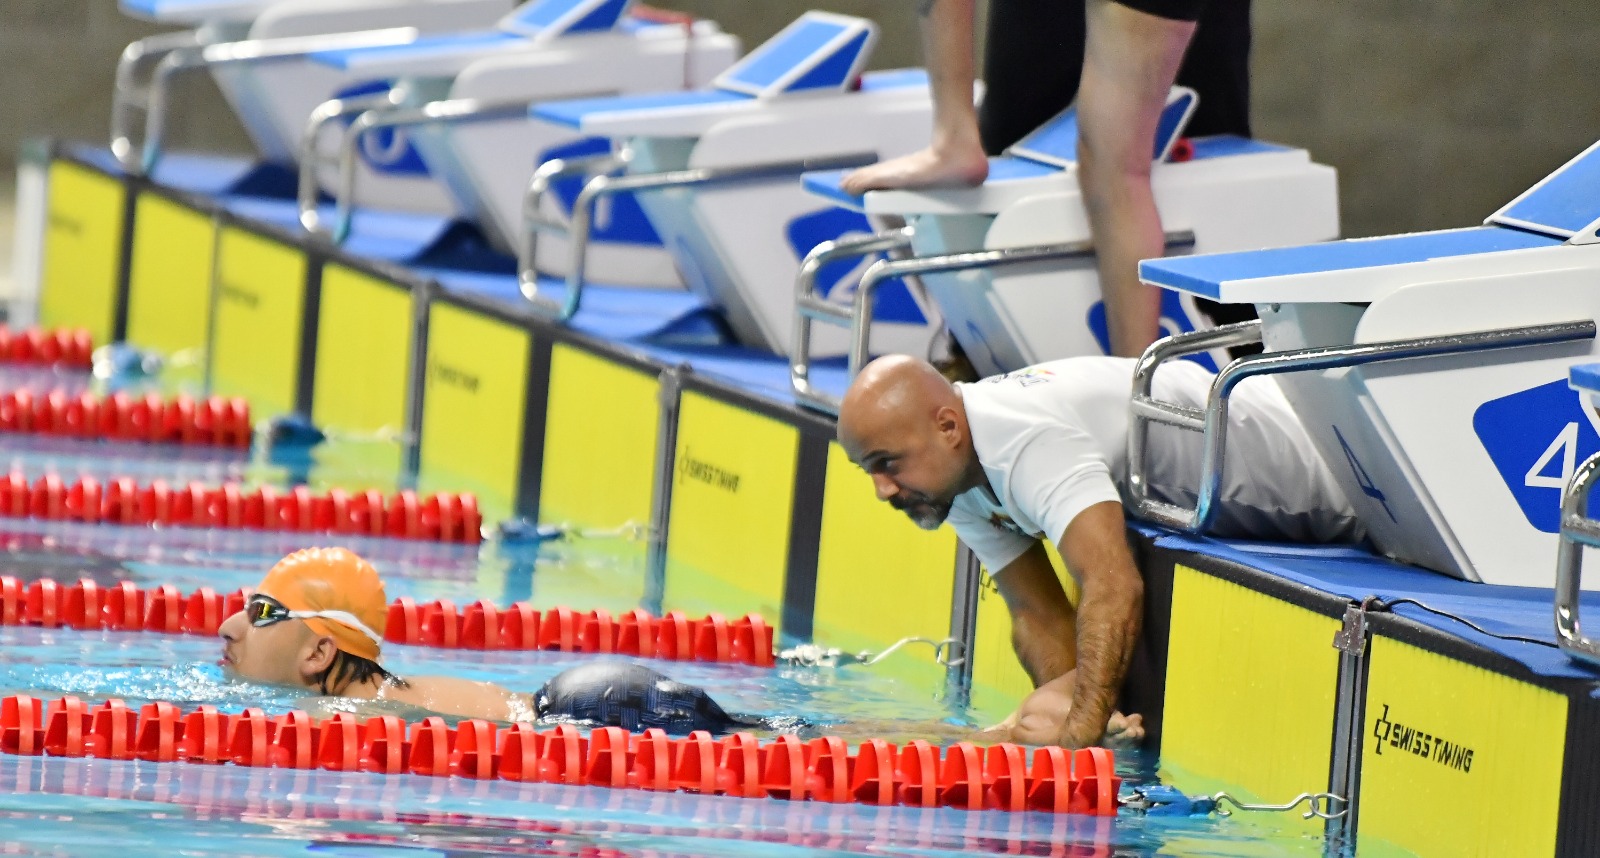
top-left (114, 27), bottom-right (420, 175)
top-left (1555, 451), bottom-right (1600, 667)
top-left (110, 30), bottom-right (206, 171)
top-left (519, 152), bottom-right (877, 321)
top-left (1128, 319), bottom-right (1599, 533)
top-left (302, 94), bottom-right (534, 242)
top-left (788, 226), bottom-right (916, 410)
top-left (297, 87), bottom-right (408, 239)
top-left (790, 230), bottom-right (1195, 415)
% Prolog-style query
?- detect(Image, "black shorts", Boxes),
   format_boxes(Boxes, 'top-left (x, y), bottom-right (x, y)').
top-left (1115, 0), bottom-right (1208, 22)
top-left (978, 0), bottom-right (1252, 155)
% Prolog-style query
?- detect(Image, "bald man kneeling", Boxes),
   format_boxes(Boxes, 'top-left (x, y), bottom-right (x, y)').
top-left (838, 354), bottom-right (1364, 748)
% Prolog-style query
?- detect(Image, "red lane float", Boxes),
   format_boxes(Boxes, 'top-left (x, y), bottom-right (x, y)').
top-left (0, 326), bottom-right (93, 368)
top-left (0, 473), bottom-right (481, 544)
top-left (0, 389), bottom-right (249, 448)
top-left (0, 693), bottom-right (1121, 815)
top-left (0, 576), bottom-right (774, 666)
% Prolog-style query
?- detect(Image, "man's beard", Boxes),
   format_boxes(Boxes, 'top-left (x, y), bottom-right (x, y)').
top-left (892, 494), bottom-right (951, 530)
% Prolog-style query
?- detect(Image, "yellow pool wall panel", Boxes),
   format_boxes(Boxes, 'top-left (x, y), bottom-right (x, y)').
top-left (663, 391), bottom-right (798, 635)
top-left (417, 301), bottom-right (532, 524)
top-left (812, 442), bottom-right (959, 687)
top-left (310, 264), bottom-right (417, 481)
top-left (1159, 565), bottom-right (1339, 833)
top-left (40, 159), bottom-right (126, 343)
top-left (539, 344), bottom-right (660, 533)
top-left (1358, 635), bottom-right (1566, 857)
top-left (124, 192), bottom-right (216, 388)
top-left (209, 227), bottom-right (308, 419)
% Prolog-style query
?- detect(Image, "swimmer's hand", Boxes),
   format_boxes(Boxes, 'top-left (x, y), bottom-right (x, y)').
top-left (985, 671), bottom-right (1145, 749)
top-left (839, 143), bottom-right (989, 196)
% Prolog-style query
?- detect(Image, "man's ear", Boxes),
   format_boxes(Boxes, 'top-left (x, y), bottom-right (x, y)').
top-left (934, 404), bottom-right (963, 446)
top-left (299, 636), bottom-right (339, 684)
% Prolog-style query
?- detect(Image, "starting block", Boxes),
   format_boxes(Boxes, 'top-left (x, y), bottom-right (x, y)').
top-left (1134, 138), bottom-right (1600, 589)
top-left (295, 0), bottom-right (738, 285)
top-left (111, 0), bottom-right (518, 177)
top-left (524, 12), bottom-right (943, 356)
top-left (791, 89), bottom-right (1340, 409)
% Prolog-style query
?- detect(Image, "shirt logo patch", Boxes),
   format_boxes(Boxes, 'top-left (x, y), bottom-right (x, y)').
top-left (987, 512), bottom-right (1029, 537)
top-left (985, 368), bottom-right (1056, 388)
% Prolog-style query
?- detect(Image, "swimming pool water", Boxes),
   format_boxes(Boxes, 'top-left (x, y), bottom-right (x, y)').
top-left (0, 365), bottom-right (1349, 857)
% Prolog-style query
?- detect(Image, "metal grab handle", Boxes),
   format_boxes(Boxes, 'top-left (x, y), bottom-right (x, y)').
top-left (789, 230), bottom-right (1195, 415)
top-left (118, 27), bottom-right (418, 176)
top-left (1556, 451), bottom-right (1600, 667)
top-left (1128, 318), bottom-right (1599, 533)
top-left (111, 30), bottom-right (205, 172)
top-left (297, 88), bottom-right (406, 238)
top-left (790, 226), bottom-right (916, 412)
top-left (303, 95), bottom-right (539, 242)
top-left (518, 151), bottom-right (877, 321)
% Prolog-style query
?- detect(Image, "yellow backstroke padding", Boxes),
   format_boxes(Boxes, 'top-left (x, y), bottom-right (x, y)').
top-left (311, 264), bottom-right (415, 481)
top-left (1358, 635), bottom-right (1565, 857)
top-left (312, 264), bottom-right (412, 435)
top-left (813, 442), bottom-right (958, 686)
top-left (540, 344), bottom-right (659, 531)
top-left (1160, 565), bottom-right (1337, 828)
top-left (417, 301), bottom-right (530, 524)
top-left (125, 193), bottom-right (215, 387)
top-left (40, 160), bottom-right (126, 343)
top-left (664, 392), bottom-right (797, 634)
top-left (210, 227), bottom-right (307, 419)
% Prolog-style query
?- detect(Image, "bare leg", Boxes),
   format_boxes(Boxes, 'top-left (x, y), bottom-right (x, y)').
top-left (840, 0), bottom-right (988, 194)
top-left (1076, 0), bottom-right (1197, 357)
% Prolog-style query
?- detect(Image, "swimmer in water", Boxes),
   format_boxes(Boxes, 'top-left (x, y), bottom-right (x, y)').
top-left (217, 547), bottom-right (783, 734)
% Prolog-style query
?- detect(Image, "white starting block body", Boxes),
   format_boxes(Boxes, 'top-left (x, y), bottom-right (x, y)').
top-left (803, 93), bottom-right (1340, 376)
top-left (202, 0), bottom-right (517, 167)
top-left (530, 12), bottom-right (942, 356)
top-left (1140, 139), bottom-right (1600, 589)
top-left (301, 0), bottom-right (738, 285)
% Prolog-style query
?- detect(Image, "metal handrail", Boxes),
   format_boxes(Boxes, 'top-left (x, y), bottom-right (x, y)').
top-left (789, 230), bottom-right (1194, 415)
top-left (1128, 318), bottom-right (1598, 533)
top-left (303, 95), bottom-right (539, 242)
top-left (115, 27), bottom-right (418, 175)
top-left (110, 30), bottom-right (205, 172)
top-left (518, 151), bottom-right (877, 321)
top-left (1556, 451), bottom-right (1600, 667)
top-left (790, 226), bottom-right (915, 412)
top-left (297, 88), bottom-right (406, 237)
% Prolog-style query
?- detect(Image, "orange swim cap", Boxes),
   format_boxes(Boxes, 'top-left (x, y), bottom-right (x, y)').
top-left (255, 547), bottom-right (387, 661)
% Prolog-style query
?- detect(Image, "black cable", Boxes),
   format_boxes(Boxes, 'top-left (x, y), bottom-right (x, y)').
top-left (1371, 597), bottom-right (1558, 649)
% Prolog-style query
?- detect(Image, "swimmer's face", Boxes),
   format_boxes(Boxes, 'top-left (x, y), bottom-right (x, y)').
top-left (839, 404), bottom-right (967, 530)
top-left (217, 592), bottom-right (336, 689)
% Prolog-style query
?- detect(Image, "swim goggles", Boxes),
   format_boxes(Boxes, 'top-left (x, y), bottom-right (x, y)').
top-left (245, 594), bottom-right (385, 649)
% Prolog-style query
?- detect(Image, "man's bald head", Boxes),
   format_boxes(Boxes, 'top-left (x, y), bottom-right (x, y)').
top-left (837, 356), bottom-right (977, 530)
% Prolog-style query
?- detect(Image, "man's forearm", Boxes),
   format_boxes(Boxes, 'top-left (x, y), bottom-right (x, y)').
top-left (914, 0), bottom-right (980, 150)
top-left (1011, 609), bottom-right (1076, 688)
top-left (1064, 576), bottom-right (1141, 745)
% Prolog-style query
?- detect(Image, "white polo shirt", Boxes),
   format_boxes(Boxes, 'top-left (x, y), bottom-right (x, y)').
top-left (946, 357), bottom-right (1364, 573)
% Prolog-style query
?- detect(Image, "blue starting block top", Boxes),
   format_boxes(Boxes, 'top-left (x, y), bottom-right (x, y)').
top-left (1141, 226), bottom-right (1563, 300)
top-left (1570, 362), bottom-right (1600, 396)
top-left (1489, 139), bottom-right (1600, 240)
top-left (712, 12), bottom-right (876, 98)
top-left (1008, 86), bottom-right (1197, 169)
top-left (498, 0), bottom-right (632, 39)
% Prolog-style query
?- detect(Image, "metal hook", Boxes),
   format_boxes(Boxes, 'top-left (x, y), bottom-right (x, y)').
top-left (858, 636), bottom-right (966, 667)
top-left (1212, 791), bottom-right (1348, 820)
